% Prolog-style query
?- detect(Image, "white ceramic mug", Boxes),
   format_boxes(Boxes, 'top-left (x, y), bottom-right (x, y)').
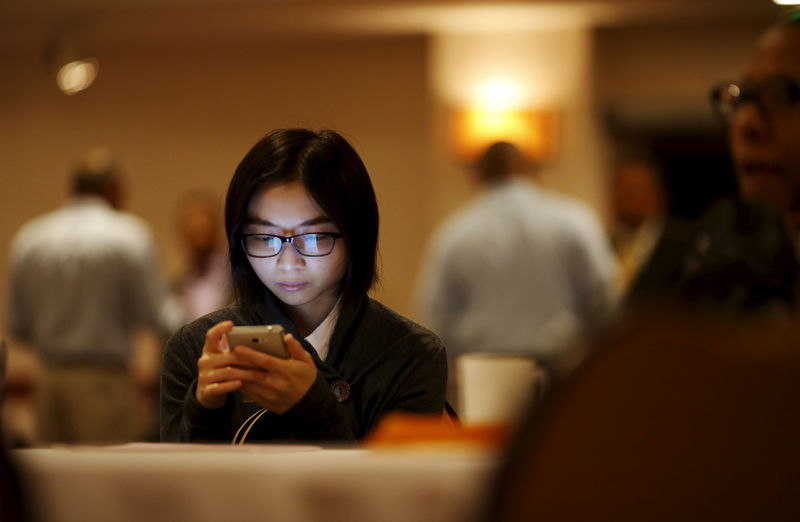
top-left (457, 353), bottom-right (547, 426)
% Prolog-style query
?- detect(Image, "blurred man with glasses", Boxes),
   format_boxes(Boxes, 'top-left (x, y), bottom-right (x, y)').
top-left (711, 16), bottom-right (800, 240)
top-left (628, 17), bottom-right (800, 314)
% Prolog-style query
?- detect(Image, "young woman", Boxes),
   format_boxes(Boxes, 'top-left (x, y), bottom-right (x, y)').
top-left (160, 129), bottom-right (448, 442)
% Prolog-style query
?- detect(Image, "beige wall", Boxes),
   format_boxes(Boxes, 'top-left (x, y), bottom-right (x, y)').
top-left (594, 20), bottom-right (769, 126)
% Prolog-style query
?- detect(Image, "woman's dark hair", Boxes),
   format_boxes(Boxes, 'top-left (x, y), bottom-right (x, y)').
top-left (225, 128), bottom-right (379, 310)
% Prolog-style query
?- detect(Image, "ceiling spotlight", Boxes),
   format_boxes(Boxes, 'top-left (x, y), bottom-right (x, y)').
top-left (56, 58), bottom-right (99, 95)
top-left (44, 36), bottom-right (100, 96)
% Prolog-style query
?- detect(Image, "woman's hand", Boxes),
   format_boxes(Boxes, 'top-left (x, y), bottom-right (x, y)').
top-left (235, 334), bottom-right (318, 414)
top-left (195, 321), bottom-right (267, 409)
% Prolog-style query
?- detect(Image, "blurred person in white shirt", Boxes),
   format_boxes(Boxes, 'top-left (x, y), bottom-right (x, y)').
top-left (6, 149), bottom-right (182, 444)
top-left (173, 190), bottom-right (231, 321)
top-left (415, 141), bottom-right (618, 403)
top-left (608, 146), bottom-right (666, 296)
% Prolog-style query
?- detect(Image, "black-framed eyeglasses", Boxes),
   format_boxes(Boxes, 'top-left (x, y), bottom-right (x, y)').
top-left (241, 232), bottom-right (343, 258)
top-left (710, 76), bottom-right (800, 121)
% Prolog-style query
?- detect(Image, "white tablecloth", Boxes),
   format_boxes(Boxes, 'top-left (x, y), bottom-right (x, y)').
top-left (13, 444), bottom-right (499, 522)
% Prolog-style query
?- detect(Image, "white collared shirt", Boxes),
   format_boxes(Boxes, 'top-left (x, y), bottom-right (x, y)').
top-left (304, 300), bottom-right (341, 361)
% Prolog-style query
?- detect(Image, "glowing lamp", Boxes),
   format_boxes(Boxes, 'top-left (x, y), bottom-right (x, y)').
top-left (452, 107), bottom-right (559, 164)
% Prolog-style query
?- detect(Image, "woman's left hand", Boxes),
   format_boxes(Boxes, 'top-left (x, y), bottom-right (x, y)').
top-left (235, 333), bottom-right (318, 414)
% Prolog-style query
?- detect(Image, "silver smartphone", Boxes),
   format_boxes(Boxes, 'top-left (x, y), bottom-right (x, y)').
top-left (227, 325), bottom-right (289, 359)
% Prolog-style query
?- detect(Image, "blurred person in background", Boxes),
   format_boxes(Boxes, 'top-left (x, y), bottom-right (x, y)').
top-left (627, 15), bottom-right (800, 314)
top-left (173, 190), bottom-right (231, 321)
top-left (714, 15), bottom-right (800, 248)
top-left (6, 148), bottom-right (183, 445)
top-left (608, 145), bottom-right (666, 296)
top-left (415, 141), bottom-right (618, 403)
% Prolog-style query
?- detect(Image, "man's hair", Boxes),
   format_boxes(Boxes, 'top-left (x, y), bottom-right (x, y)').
top-left (72, 168), bottom-right (118, 197)
top-left (475, 141), bottom-right (529, 183)
top-left (71, 148), bottom-right (122, 204)
top-left (224, 128), bottom-right (380, 310)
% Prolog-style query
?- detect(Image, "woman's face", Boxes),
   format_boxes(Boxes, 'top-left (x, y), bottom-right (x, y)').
top-left (243, 180), bottom-right (347, 325)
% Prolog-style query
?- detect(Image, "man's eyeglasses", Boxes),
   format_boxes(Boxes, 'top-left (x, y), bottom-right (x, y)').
top-left (241, 232), bottom-right (342, 258)
top-left (710, 76), bottom-right (800, 121)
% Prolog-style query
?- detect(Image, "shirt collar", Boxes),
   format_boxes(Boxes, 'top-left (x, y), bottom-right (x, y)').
top-left (304, 299), bottom-right (341, 361)
top-left (250, 290), bottom-right (365, 367)
top-left (66, 195), bottom-right (112, 210)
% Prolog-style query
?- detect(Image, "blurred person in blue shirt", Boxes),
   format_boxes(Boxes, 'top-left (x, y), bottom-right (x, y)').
top-left (415, 141), bottom-right (618, 394)
top-left (6, 148), bottom-right (182, 445)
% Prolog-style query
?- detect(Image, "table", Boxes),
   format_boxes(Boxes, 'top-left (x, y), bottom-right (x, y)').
top-left (13, 444), bottom-right (499, 522)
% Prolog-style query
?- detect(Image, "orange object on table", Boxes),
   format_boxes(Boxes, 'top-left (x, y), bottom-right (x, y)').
top-left (363, 412), bottom-right (512, 450)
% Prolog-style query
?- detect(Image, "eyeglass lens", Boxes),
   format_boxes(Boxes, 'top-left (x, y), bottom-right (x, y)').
top-left (712, 76), bottom-right (800, 119)
top-left (244, 233), bottom-right (336, 257)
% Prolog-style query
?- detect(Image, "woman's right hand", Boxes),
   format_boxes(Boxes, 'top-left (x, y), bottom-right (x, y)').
top-left (195, 320), bottom-right (266, 409)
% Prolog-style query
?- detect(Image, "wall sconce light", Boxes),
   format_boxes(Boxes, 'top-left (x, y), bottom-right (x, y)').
top-left (452, 107), bottom-right (559, 165)
top-left (44, 37), bottom-right (100, 96)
